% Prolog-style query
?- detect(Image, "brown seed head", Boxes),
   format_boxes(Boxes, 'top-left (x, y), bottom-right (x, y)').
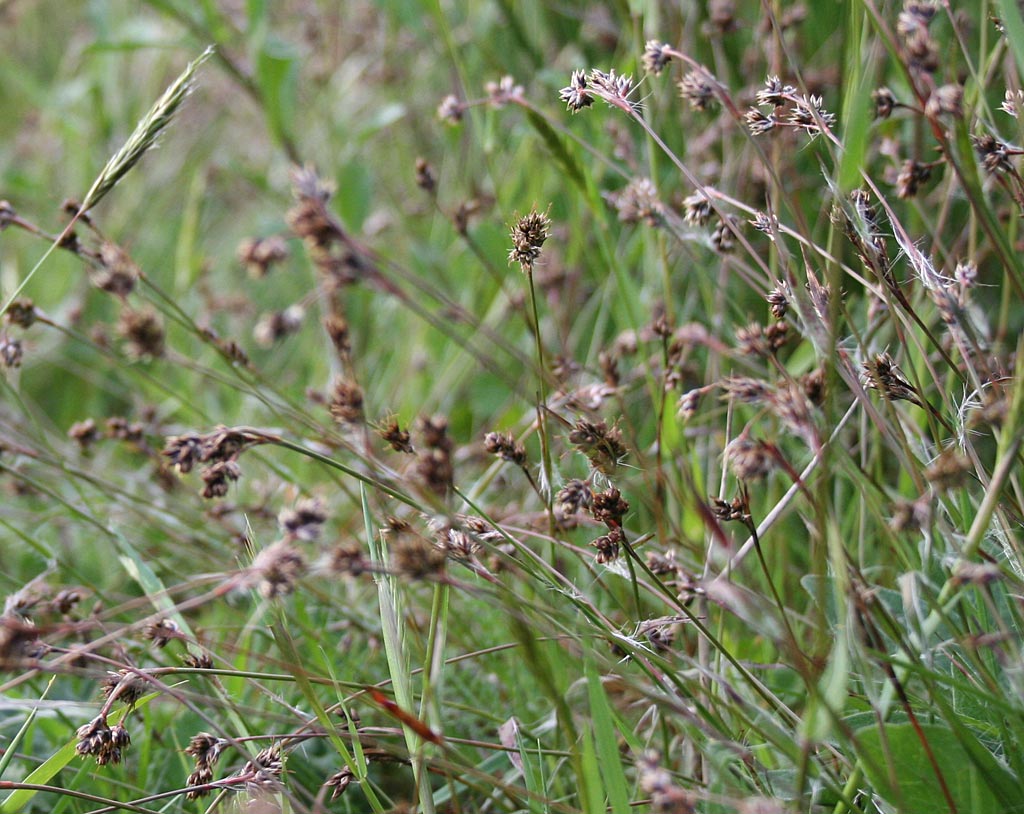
top-left (279, 498), bottom-right (328, 541)
top-left (237, 235), bottom-right (288, 277)
top-left (328, 379), bottom-right (365, 425)
top-left (725, 436), bottom-right (776, 481)
top-left (93, 242), bottom-right (139, 298)
top-left (591, 486), bottom-right (629, 527)
top-left (508, 208), bottom-right (551, 271)
top-left (251, 540), bottom-right (306, 599)
top-left (483, 430), bottom-right (527, 466)
top-left (5, 298), bottom-right (37, 329)
top-left (118, 308), bottom-right (165, 359)
top-left (591, 527), bottom-right (624, 564)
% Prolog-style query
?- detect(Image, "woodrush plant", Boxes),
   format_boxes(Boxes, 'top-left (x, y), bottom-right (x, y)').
top-left (1, 3), bottom-right (1024, 814)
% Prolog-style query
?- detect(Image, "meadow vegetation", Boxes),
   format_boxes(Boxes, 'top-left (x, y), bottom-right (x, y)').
top-left (1, 1), bottom-right (1024, 812)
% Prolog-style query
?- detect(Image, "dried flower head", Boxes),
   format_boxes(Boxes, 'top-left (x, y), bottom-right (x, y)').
top-left (237, 235), bottom-right (288, 277)
top-left (253, 305), bottom-right (304, 347)
top-left (485, 75), bottom-right (524, 107)
top-left (787, 94), bottom-right (836, 136)
top-left (201, 460), bottom-right (241, 499)
top-left (591, 486), bottom-right (629, 527)
top-left (642, 40), bottom-right (673, 75)
top-left (756, 75), bottom-right (796, 108)
top-left (766, 280), bottom-right (790, 319)
top-left (185, 765), bottom-right (214, 798)
top-left (483, 430), bottom-right (527, 467)
top-left (972, 133), bottom-right (1017, 175)
top-left (326, 768), bottom-right (355, 800)
top-left (682, 191), bottom-right (713, 226)
top-left (591, 527), bottom-right (624, 564)
top-left (437, 94), bottom-right (464, 124)
top-left (725, 436), bottom-right (776, 481)
top-left (100, 669), bottom-right (149, 707)
top-left (925, 84), bottom-right (963, 118)
top-left (587, 68), bottom-right (636, 112)
top-left (0, 335), bottom-right (23, 369)
top-left (414, 157), bottom-right (436, 192)
top-left (678, 69), bottom-right (717, 111)
top-left (143, 618), bottom-right (182, 648)
top-left (76, 715), bottom-right (130, 766)
top-left (279, 498), bottom-right (328, 541)
top-left (559, 69), bottom-right (593, 113)
top-left (745, 107), bottom-right (776, 135)
top-left (895, 159), bottom-right (932, 198)
top-left (637, 751), bottom-right (697, 813)
top-left (720, 376), bottom-right (772, 405)
top-left (250, 540), bottom-right (306, 599)
top-left (185, 732), bottom-right (228, 768)
top-left (872, 86), bottom-right (899, 119)
top-left (677, 388), bottom-right (702, 419)
top-left (609, 177), bottom-right (663, 226)
top-left (69, 418), bottom-right (100, 450)
top-left (328, 379), bottom-right (365, 425)
top-left (118, 308), bottom-right (165, 359)
top-left (5, 297), bottom-right (37, 329)
top-left (1000, 89), bottom-right (1024, 118)
top-left (508, 208), bottom-right (551, 271)
top-left (862, 352), bottom-right (920, 404)
top-left (375, 416), bottom-right (413, 453)
top-left (555, 479), bottom-right (593, 520)
top-left (711, 215), bottom-right (740, 253)
top-left (568, 419), bottom-right (627, 474)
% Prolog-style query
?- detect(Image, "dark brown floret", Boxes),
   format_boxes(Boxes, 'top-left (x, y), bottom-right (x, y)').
top-left (253, 306), bottom-right (304, 347)
top-left (143, 618), bottom-right (182, 648)
top-left (69, 418), bottom-right (100, 450)
top-left (591, 527), bottom-right (624, 564)
top-left (559, 69), bottom-right (593, 113)
top-left (279, 498), bottom-right (328, 541)
top-left (376, 417), bottom-right (414, 453)
top-left (895, 160), bottom-right (933, 198)
top-left (324, 314), bottom-right (351, 356)
top-left (642, 40), bottom-right (673, 75)
top-left (186, 765), bottom-right (214, 798)
top-left (872, 86), bottom-right (898, 119)
top-left (100, 669), bottom-right (149, 707)
top-left (725, 436), bottom-right (775, 481)
top-left (237, 235), bottom-right (288, 277)
top-left (555, 479), bottom-right (593, 520)
top-left (483, 431), bottom-right (527, 466)
top-left (201, 460), bottom-right (242, 499)
top-left (328, 379), bottom-right (365, 425)
top-left (4, 298), bottom-right (37, 329)
top-left (185, 732), bottom-right (227, 767)
top-left (414, 157), bottom-right (436, 192)
top-left (862, 352), bottom-right (919, 404)
top-left (93, 242), bottom-right (139, 297)
top-left (118, 308), bottom-right (165, 359)
top-left (678, 70), bottom-right (716, 111)
top-left (251, 540), bottom-right (306, 598)
top-left (508, 209), bottom-right (551, 271)
top-left (0, 336), bottom-right (23, 368)
top-left (591, 486), bottom-right (629, 527)
top-left (568, 419), bottom-right (627, 474)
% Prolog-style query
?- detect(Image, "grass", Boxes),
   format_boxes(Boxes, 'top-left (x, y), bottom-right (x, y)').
top-left (1, 1), bottom-right (1024, 813)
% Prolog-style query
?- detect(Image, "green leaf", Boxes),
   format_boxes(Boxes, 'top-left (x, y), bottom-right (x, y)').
top-left (255, 36), bottom-right (298, 154)
top-left (585, 664), bottom-right (632, 814)
top-left (855, 721), bottom-right (1017, 814)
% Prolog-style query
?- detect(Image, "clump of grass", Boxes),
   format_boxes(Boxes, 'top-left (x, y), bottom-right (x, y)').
top-left (2, 3), bottom-right (1024, 814)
